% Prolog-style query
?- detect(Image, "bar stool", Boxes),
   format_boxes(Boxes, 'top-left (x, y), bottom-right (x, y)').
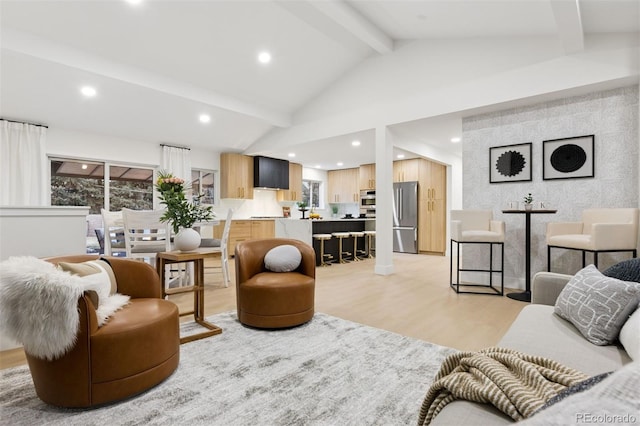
top-left (313, 234), bottom-right (334, 266)
top-left (331, 232), bottom-right (352, 263)
top-left (363, 230), bottom-right (376, 258)
top-left (350, 231), bottom-right (366, 261)
top-left (450, 210), bottom-right (505, 296)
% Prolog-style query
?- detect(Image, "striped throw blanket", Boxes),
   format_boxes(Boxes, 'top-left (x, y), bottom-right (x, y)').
top-left (417, 347), bottom-right (589, 425)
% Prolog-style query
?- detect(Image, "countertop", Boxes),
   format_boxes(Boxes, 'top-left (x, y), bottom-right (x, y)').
top-left (235, 217), bottom-right (375, 222)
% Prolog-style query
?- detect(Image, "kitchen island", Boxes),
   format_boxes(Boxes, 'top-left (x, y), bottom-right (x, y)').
top-left (276, 218), bottom-right (375, 265)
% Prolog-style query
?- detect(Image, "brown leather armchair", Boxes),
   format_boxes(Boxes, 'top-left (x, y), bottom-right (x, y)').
top-left (235, 239), bottom-right (315, 328)
top-left (26, 255), bottom-right (180, 408)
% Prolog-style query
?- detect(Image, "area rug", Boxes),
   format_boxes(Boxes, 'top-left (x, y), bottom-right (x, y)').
top-left (0, 312), bottom-right (456, 425)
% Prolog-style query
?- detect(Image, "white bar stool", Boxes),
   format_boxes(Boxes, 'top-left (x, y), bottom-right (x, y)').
top-left (350, 231), bottom-right (366, 261)
top-left (363, 230), bottom-right (376, 258)
top-left (331, 232), bottom-right (352, 263)
top-left (313, 234), bottom-right (334, 266)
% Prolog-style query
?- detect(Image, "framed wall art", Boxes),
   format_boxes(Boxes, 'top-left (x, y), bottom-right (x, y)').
top-left (489, 142), bottom-right (532, 183)
top-left (543, 135), bottom-right (594, 180)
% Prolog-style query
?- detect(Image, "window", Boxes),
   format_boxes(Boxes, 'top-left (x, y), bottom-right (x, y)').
top-left (51, 159), bottom-right (105, 214)
top-left (302, 180), bottom-right (321, 208)
top-left (191, 169), bottom-right (215, 205)
top-left (51, 157), bottom-right (155, 255)
top-left (109, 165), bottom-right (154, 210)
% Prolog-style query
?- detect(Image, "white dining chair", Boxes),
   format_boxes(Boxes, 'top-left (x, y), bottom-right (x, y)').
top-left (199, 208), bottom-right (233, 287)
top-left (121, 208), bottom-right (171, 266)
top-left (100, 209), bottom-right (127, 257)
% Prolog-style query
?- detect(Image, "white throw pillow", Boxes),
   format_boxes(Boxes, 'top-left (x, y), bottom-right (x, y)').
top-left (619, 306), bottom-right (640, 361)
top-left (555, 265), bottom-right (640, 346)
top-left (264, 245), bottom-right (302, 272)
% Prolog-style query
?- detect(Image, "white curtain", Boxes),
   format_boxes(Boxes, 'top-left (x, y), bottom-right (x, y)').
top-left (161, 145), bottom-right (191, 183)
top-left (0, 120), bottom-right (48, 206)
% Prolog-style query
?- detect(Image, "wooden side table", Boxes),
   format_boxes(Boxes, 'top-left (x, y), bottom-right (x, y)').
top-left (156, 248), bottom-right (223, 343)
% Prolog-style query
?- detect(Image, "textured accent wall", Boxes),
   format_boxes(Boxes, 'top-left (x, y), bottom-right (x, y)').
top-left (461, 86), bottom-right (639, 289)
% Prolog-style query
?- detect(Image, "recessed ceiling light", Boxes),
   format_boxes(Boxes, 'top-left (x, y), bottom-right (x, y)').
top-left (199, 114), bottom-right (211, 124)
top-left (315, 164), bottom-right (321, 168)
top-left (351, 140), bottom-right (361, 147)
top-left (337, 162), bottom-right (343, 166)
top-left (81, 164), bottom-right (88, 170)
top-left (257, 51), bottom-right (272, 64)
top-left (451, 137), bottom-right (461, 143)
top-left (80, 86), bottom-right (97, 97)
top-left (288, 153), bottom-right (296, 158)
top-left (397, 154), bottom-right (405, 159)
top-left (125, 0), bottom-right (143, 5)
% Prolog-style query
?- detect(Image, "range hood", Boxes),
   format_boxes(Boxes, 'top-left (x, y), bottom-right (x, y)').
top-left (253, 156), bottom-right (289, 190)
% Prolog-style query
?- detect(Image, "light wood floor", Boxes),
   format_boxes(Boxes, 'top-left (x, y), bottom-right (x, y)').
top-left (0, 253), bottom-right (526, 370)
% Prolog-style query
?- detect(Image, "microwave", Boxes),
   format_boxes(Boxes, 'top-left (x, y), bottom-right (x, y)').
top-left (360, 190), bottom-right (376, 208)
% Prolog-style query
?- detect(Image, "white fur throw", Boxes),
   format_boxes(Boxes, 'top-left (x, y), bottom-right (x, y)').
top-left (0, 256), bottom-right (129, 360)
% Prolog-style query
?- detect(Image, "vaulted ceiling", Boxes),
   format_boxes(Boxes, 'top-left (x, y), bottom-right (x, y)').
top-left (1, 0), bottom-right (638, 169)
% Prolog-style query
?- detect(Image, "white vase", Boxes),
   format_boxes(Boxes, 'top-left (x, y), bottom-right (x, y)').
top-left (174, 228), bottom-right (201, 252)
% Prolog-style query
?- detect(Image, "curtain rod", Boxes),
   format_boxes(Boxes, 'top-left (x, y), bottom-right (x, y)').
top-left (160, 143), bottom-right (190, 150)
top-left (0, 118), bottom-right (49, 128)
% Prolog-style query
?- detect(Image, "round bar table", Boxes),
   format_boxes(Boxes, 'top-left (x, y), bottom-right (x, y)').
top-left (502, 209), bottom-right (557, 302)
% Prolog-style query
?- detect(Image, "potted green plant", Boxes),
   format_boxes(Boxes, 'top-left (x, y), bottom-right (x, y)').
top-left (297, 201), bottom-right (309, 219)
top-left (330, 204), bottom-right (339, 218)
top-left (523, 193), bottom-right (534, 211)
top-left (156, 171), bottom-right (215, 251)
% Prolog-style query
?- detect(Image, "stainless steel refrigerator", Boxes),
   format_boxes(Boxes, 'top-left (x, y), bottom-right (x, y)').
top-left (393, 181), bottom-right (419, 253)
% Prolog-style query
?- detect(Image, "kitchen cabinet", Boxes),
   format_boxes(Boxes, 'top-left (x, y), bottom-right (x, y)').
top-left (251, 220), bottom-right (275, 239)
top-left (213, 219), bottom-right (275, 256)
top-left (220, 153), bottom-right (253, 199)
top-left (359, 163), bottom-right (375, 190)
top-left (393, 158), bottom-right (420, 182)
top-left (418, 160), bottom-right (446, 254)
top-left (328, 168), bottom-right (359, 203)
top-left (277, 162), bottom-right (303, 202)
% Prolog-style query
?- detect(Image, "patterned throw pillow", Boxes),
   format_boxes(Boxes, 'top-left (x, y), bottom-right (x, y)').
top-left (554, 265), bottom-right (640, 345)
top-left (603, 258), bottom-right (640, 283)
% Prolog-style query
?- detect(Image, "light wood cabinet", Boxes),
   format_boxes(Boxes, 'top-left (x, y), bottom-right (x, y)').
top-left (393, 158), bottom-right (420, 182)
top-left (327, 168), bottom-right (359, 203)
top-left (220, 153), bottom-right (253, 199)
top-left (251, 220), bottom-right (275, 239)
top-left (418, 160), bottom-right (446, 254)
top-left (359, 163), bottom-right (375, 190)
top-left (213, 219), bottom-right (275, 256)
top-left (277, 162), bottom-right (303, 202)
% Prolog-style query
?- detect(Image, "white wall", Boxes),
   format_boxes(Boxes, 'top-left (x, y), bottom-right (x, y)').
top-left (461, 86), bottom-right (639, 289)
top-left (47, 127), bottom-right (220, 171)
top-left (249, 33), bottom-right (639, 153)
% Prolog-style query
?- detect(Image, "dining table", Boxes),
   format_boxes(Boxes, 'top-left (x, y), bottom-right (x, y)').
top-left (502, 209), bottom-right (557, 302)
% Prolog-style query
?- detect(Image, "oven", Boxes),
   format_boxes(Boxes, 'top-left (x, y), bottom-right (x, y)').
top-left (360, 190), bottom-right (376, 217)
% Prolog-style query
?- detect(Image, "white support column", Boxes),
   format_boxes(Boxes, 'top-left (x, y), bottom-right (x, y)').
top-left (374, 125), bottom-right (394, 275)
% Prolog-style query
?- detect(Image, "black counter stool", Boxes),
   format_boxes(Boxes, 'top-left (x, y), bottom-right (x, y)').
top-left (363, 230), bottom-right (376, 258)
top-left (350, 231), bottom-right (366, 261)
top-left (313, 233), bottom-right (334, 266)
top-left (331, 232), bottom-right (352, 263)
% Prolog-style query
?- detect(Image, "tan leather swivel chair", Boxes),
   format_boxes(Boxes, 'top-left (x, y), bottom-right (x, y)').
top-left (235, 239), bottom-right (315, 329)
top-left (27, 255), bottom-right (180, 408)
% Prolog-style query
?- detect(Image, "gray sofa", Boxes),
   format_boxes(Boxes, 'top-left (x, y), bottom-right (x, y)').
top-left (431, 270), bottom-right (636, 425)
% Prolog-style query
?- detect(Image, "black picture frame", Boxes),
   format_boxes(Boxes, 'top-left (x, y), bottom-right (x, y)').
top-left (543, 135), bottom-right (594, 180)
top-left (489, 142), bottom-right (532, 183)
